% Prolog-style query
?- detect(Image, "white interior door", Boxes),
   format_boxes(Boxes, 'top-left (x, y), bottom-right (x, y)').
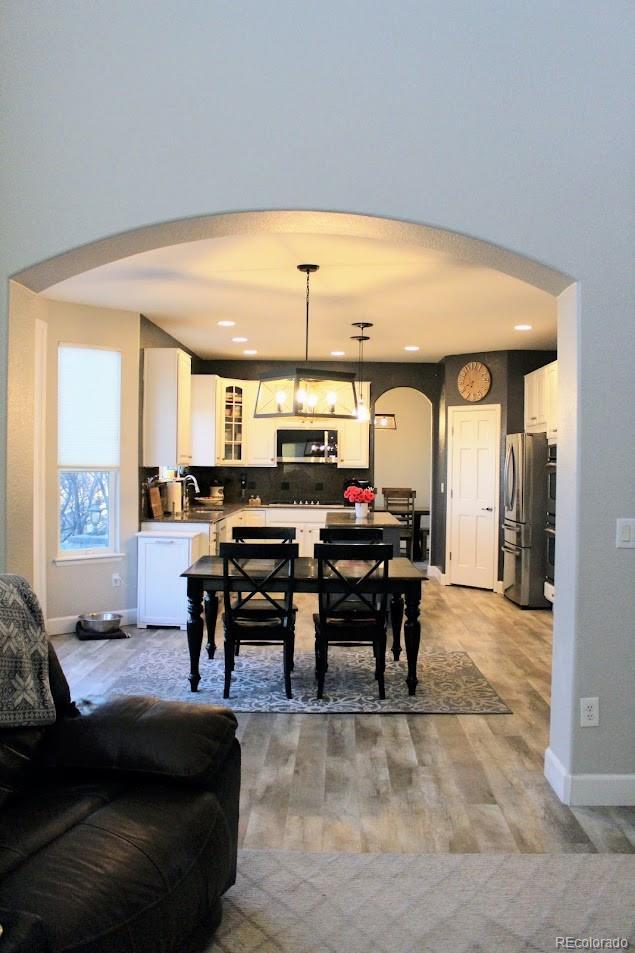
top-left (446, 405), bottom-right (500, 589)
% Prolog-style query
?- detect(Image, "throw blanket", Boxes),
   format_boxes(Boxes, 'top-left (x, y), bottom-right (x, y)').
top-left (0, 574), bottom-right (55, 726)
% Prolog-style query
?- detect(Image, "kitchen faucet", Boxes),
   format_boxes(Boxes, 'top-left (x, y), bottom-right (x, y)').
top-left (181, 474), bottom-right (200, 508)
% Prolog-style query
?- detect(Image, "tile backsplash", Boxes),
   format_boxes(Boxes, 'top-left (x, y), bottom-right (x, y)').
top-left (189, 463), bottom-right (372, 503)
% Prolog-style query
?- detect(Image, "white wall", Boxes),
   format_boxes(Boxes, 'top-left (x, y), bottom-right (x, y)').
top-left (374, 388), bottom-right (431, 509)
top-left (44, 301), bottom-right (139, 628)
top-left (1, 1), bottom-right (633, 801)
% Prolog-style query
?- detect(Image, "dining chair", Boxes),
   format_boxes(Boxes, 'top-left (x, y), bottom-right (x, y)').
top-left (319, 527), bottom-right (383, 544)
top-left (220, 541), bottom-right (298, 699)
top-left (382, 487), bottom-right (416, 559)
top-left (230, 526), bottom-right (297, 654)
top-left (313, 543), bottom-right (392, 699)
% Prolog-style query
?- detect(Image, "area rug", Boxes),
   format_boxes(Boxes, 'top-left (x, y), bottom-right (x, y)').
top-left (106, 646), bottom-right (511, 714)
top-left (206, 850), bottom-right (635, 953)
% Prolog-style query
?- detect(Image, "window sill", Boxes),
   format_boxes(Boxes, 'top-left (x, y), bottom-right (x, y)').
top-left (53, 552), bottom-right (126, 566)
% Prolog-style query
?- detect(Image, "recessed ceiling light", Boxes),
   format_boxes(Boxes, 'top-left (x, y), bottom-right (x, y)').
top-left (331, 350), bottom-right (345, 357)
top-left (232, 336), bottom-right (248, 343)
top-left (514, 324), bottom-right (533, 331)
top-left (404, 345), bottom-right (420, 352)
top-left (243, 349), bottom-right (258, 356)
top-left (217, 320), bottom-right (235, 327)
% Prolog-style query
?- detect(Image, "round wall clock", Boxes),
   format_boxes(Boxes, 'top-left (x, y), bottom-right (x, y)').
top-left (457, 361), bottom-right (492, 402)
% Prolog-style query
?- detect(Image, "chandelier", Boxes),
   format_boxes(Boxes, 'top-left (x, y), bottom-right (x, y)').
top-left (254, 264), bottom-right (358, 419)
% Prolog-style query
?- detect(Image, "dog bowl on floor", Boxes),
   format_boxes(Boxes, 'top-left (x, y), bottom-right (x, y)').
top-left (77, 612), bottom-right (123, 634)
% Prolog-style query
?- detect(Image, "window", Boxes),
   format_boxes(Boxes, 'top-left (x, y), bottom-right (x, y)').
top-left (58, 346), bottom-right (121, 557)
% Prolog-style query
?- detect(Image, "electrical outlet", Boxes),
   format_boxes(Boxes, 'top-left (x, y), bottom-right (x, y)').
top-left (580, 696), bottom-right (599, 727)
top-left (111, 573), bottom-right (122, 589)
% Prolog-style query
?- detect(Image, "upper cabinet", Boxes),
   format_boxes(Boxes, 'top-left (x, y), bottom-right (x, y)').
top-left (244, 381), bottom-right (276, 466)
top-left (143, 348), bottom-right (192, 467)
top-left (337, 382), bottom-right (371, 468)
top-left (524, 360), bottom-right (558, 443)
top-left (217, 379), bottom-right (245, 465)
top-left (191, 374), bottom-right (219, 466)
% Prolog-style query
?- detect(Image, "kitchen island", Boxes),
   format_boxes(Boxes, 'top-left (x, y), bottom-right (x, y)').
top-left (324, 509), bottom-right (402, 556)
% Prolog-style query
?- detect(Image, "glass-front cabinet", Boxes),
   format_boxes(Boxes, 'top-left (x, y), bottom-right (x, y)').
top-left (218, 380), bottom-right (244, 464)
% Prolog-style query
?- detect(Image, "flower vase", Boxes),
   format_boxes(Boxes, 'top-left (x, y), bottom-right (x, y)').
top-left (354, 502), bottom-right (369, 520)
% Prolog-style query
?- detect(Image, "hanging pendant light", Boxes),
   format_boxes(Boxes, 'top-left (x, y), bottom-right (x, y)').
top-left (374, 413), bottom-right (397, 430)
top-left (350, 322), bottom-right (373, 423)
top-left (254, 264), bottom-right (358, 418)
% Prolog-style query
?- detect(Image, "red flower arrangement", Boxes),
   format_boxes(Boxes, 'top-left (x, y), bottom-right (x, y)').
top-left (343, 485), bottom-right (375, 504)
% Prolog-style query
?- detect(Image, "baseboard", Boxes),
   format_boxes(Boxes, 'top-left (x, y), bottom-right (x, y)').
top-left (47, 608), bottom-right (137, 635)
top-left (544, 747), bottom-right (635, 806)
top-left (426, 565), bottom-right (448, 585)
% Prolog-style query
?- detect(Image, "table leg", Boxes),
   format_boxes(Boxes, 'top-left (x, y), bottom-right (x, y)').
top-left (412, 513), bottom-right (422, 561)
top-left (187, 578), bottom-right (205, 692)
top-left (204, 592), bottom-right (219, 659)
top-left (403, 586), bottom-right (421, 695)
top-left (389, 594), bottom-right (404, 660)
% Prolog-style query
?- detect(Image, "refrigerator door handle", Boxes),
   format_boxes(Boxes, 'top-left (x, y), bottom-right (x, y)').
top-left (504, 445), bottom-right (512, 510)
top-left (502, 545), bottom-right (521, 557)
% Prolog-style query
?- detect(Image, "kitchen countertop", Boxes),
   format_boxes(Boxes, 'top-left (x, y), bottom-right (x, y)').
top-left (143, 502), bottom-right (348, 523)
top-left (325, 510), bottom-right (402, 527)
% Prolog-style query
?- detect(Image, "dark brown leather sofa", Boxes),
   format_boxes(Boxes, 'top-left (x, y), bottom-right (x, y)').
top-left (0, 646), bottom-right (240, 953)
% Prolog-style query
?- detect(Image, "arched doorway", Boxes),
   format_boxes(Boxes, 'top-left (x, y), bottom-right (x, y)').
top-left (374, 387), bottom-right (432, 562)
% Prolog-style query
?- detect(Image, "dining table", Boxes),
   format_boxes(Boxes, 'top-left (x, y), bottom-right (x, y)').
top-left (182, 555), bottom-right (425, 695)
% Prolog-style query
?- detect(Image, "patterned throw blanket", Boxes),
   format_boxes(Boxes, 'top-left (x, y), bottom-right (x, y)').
top-left (0, 574), bottom-right (55, 726)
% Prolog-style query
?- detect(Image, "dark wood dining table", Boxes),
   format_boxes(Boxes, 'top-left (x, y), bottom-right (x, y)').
top-left (182, 555), bottom-right (425, 695)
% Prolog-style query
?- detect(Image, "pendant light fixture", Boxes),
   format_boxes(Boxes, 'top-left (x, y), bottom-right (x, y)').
top-left (254, 264), bottom-right (358, 418)
top-left (350, 322), bottom-right (372, 422)
top-left (374, 413), bottom-right (397, 430)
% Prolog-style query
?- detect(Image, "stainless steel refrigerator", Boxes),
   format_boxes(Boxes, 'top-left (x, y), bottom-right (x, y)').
top-left (502, 432), bottom-right (550, 608)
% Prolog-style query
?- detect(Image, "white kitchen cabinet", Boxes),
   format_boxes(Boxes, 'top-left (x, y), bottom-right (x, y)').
top-left (141, 520), bottom-right (218, 555)
top-left (265, 507), bottom-right (340, 557)
top-left (244, 381), bottom-right (277, 466)
top-left (337, 382), bottom-right (370, 468)
top-left (137, 530), bottom-right (207, 628)
top-left (143, 348), bottom-right (192, 467)
top-left (191, 374), bottom-right (219, 465)
top-left (524, 361), bottom-right (558, 439)
top-left (545, 360), bottom-right (558, 443)
top-left (217, 379), bottom-right (245, 465)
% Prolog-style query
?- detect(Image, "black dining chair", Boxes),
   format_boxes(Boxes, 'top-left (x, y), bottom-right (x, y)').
top-left (313, 543), bottom-right (393, 700)
top-left (319, 527), bottom-right (383, 544)
top-left (220, 541), bottom-right (298, 699)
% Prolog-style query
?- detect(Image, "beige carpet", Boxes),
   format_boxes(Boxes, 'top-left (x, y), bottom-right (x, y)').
top-left (208, 849), bottom-right (634, 953)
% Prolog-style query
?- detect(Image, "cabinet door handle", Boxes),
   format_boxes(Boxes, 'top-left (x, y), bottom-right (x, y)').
top-left (152, 539), bottom-right (175, 544)
top-left (481, 506), bottom-right (493, 511)
top-left (530, 416), bottom-right (537, 421)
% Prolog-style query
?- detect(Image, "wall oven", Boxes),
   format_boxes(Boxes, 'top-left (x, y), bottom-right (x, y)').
top-left (276, 429), bottom-right (338, 464)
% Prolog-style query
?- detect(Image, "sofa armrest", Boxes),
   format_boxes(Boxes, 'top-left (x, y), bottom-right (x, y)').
top-left (0, 909), bottom-right (51, 953)
top-left (45, 695), bottom-right (238, 785)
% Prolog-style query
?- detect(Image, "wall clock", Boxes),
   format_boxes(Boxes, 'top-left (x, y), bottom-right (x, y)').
top-left (457, 361), bottom-right (492, 402)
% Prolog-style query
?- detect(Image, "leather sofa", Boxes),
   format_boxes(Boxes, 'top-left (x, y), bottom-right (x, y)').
top-left (0, 644), bottom-right (240, 953)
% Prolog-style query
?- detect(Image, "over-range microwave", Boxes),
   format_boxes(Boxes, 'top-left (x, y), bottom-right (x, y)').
top-left (276, 429), bottom-right (338, 464)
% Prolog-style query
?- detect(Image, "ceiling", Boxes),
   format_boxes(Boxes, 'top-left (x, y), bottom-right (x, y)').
top-left (42, 231), bottom-right (557, 362)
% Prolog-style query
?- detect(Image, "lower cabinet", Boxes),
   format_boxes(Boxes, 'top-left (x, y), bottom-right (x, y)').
top-left (137, 530), bottom-right (208, 629)
top-left (265, 508), bottom-right (338, 557)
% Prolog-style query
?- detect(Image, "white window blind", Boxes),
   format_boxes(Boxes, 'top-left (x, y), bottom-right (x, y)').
top-left (58, 346), bottom-right (121, 466)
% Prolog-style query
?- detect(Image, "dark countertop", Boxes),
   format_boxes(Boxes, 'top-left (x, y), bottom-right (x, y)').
top-left (144, 503), bottom-right (246, 524)
top-left (325, 511), bottom-right (401, 527)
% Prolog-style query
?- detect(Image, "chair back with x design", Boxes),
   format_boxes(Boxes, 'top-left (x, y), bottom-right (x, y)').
top-left (314, 543), bottom-right (392, 626)
top-left (319, 527), bottom-right (383, 544)
top-left (220, 542), bottom-right (297, 627)
top-left (232, 526), bottom-right (296, 543)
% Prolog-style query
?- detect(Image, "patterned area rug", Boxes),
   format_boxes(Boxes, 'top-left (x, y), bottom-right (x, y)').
top-left (106, 645), bottom-right (511, 714)
top-left (206, 850), bottom-right (635, 953)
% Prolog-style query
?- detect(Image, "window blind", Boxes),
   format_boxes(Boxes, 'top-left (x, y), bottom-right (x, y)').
top-left (58, 346), bottom-right (121, 466)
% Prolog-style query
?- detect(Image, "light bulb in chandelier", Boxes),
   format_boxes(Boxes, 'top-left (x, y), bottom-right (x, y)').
top-left (326, 391), bottom-right (337, 412)
top-left (307, 392), bottom-right (318, 409)
top-left (356, 401), bottom-right (370, 422)
top-left (295, 387), bottom-right (307, 405)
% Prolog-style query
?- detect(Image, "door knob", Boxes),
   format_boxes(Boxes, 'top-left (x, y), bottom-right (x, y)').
top-left (481, 506), bottom-right (493, 511)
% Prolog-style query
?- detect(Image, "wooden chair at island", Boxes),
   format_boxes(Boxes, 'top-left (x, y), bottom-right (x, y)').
top-left (313, 543), bottom-right (393, 700)
top-left (319, 527), bottom-right (383, 544)
top-left (220, 541), bottom-right (298, 699)
top-left (382, 487), bottom-right (416, 559)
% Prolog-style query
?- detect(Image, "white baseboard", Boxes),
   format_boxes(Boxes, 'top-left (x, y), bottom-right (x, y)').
top-left (544, 747), bottom-right (635, 806)
top-left (426, 565), bottom-right (448, 585)
top-left (47, 608), bottom-right (137, 635)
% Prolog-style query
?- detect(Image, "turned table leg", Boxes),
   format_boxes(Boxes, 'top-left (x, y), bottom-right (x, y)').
top-left (403, 585), bottom-right (421, 696)
top-left (204, 592), bottom-right (219, 659)
top-left (187, 578), bottom-right (205, 692)
top-left (390, 594), bottom-right (404, 660)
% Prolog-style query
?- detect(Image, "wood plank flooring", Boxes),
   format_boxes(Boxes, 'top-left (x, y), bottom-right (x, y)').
top-left (54, 580), bottom-right (635, 855)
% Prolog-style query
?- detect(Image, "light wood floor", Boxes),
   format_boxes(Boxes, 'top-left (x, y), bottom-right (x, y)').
top-left (54, 580), bottom-right (635, 855)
